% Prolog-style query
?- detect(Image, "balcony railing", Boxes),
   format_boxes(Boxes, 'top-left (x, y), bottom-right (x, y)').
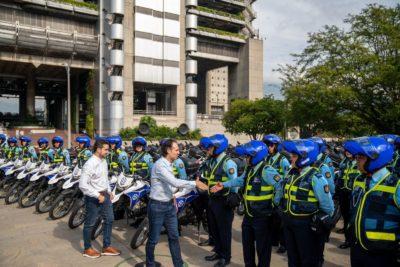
top-left (52, 0), bottom-right (98, 11)
top-left (133, 110), bottom-right (177, 116)
top-left (196, 6), bottom-right (244, 21)
top-left (197, 26), bottom-right (246, 40)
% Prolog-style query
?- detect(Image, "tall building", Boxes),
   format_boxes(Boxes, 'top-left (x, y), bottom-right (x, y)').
top-left (0, 0), bottom-right (263, 135)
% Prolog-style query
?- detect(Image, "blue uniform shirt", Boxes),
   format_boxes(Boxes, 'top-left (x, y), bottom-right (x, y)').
top-left (174, 158), bottom-right (188, 180)
top-left (223, 161), bottom-right (283, 206)
top-left (48, 148), bottom-right (71, 166)
top-left (319, 163), bottom-right (335, 194)
top-left (118, 150), bottom-right (130, 172)
top-left (22, 145), bottom-right (38, 161)
top-left (205, 152), bottom-right (238, 190)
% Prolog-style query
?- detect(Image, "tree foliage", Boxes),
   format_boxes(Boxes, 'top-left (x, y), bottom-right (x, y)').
top-left (222, 97), bottom-right (286, 140)
top-left (278, 4), bottom-right (400, 137)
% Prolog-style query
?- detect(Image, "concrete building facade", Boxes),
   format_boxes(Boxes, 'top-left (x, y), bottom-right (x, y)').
top-left (0, 0), bottom-right (263, 135)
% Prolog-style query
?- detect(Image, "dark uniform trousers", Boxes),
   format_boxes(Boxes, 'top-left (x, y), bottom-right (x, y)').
top-left (282, 214), bottom-right (319, 267)
top-left (208, 196), bottom-right (234, 261)
top-left (338, 188), bottom-right (351, 241)
top-left (242, 215), bottom-right (273, 267)
top-left (350, 243), bottom-right (398, 267)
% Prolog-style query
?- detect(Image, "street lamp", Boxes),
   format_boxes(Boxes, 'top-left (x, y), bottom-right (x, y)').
top-left (63, 63), bottom-right (72, 149)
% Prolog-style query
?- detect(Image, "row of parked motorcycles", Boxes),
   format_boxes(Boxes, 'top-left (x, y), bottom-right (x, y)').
top-left (0, 141), bottom-right (343, 250)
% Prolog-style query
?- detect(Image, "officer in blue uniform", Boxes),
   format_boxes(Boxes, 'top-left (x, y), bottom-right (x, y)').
top-left (19, 136), bottom-right (38, 161)
top-left (129, 137), bottom-right (153, 178)
top-left (48, 136), bottom-right (71, 166)
top-left (211, 140), bottom-right (282, 267)
top-left (37, 137), bottom-right (50, 162)
top-left (75, 136), bottom-right (92, 168)
top-left (200, 134), bottom-right (238, 267)
top-left (336, 147), bottom-right (360, 249)
top-left (310, 137), bottom-right (335, 194)
top-left (344, 136), bottom-right (400, 267)
top-left (0, 134), bottom-right (7, 153)
top-left (280, 139), bottom-right (334, 267)
top-left (263, 134), bottom-right (290, 254)
top-left (5, 137), bottom-right (21, 160)
top-left (106, 136), bottom-right (129, 172)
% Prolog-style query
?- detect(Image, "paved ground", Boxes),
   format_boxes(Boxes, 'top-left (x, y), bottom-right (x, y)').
top-left (0, 199), bottom-right (350, 267)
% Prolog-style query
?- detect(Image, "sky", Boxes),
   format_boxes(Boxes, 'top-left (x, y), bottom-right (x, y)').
top-left (253, 0), bottom-right (398, 86)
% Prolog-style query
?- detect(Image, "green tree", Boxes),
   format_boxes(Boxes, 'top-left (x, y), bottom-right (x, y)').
top-left (278, 4), bottom-right (400, 137)
top-left (222, 97), bottom-right (286, 140)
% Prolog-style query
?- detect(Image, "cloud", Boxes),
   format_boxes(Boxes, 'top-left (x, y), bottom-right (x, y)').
top-left (253, 0), bottom-right (398, 86)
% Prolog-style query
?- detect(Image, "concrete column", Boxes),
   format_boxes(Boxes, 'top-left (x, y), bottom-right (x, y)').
top-left (228, 38), bottom-right (263, 102)
top-left (26, 71), bottom-right (36, 118)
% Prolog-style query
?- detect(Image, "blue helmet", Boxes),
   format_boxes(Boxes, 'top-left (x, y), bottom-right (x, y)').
top-left (282, 139), bottom-right (319, 168)
top-left (7, 137), bottom-right (18, 144)
top-left (199, 134), bottom-right (228, 156)
top-left (379, 134), bottom-right (398, 144)
top-left (309, 137), bottom-right (327, 154)
top-left (75, 136), bottom-right (91, 148)
top-left (52, 136), bottom-right (64, 147)
top-left (263, 134), bottom-right (282, 145)
top-left (132, 136), bottom-right (147, 148)
top-left (0, 134), bottom-right (6, 143)
top-left (19, 136), bottom-right (32, 145)
top-left (235, 140), bottom-right (268, 166)
top-left (106, 136), bottom-right (122, 149)
top-left (343, 136), bottom-right (393, 173)
top-left (37, 137), bottom-right (49, 146)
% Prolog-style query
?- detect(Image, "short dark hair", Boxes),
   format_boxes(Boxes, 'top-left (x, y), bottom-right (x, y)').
top-left (93, 139), bottom-right (109, 153)
top-left (161, 138), bottom-right (178, 157)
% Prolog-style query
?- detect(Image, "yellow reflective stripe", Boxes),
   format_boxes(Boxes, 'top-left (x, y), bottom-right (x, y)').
top-left (366, 231), bottom-right (396, 241)
top-left (375, 185), bottom-right (396, 194)
top-left (246, 185), bottom-right (273, 191)
top-left (244, 195), bottom-right (273, 201)
top-left (289, 195), bottom-right (318, 202)
top-left (289, 186), bottom-right (315, 196)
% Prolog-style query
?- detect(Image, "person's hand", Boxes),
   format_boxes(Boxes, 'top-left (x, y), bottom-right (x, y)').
top-left (195, 177), bottom-right (208, 191)
top-left (210, 182), bottom-right (224, 193)
top-left (98, 194), bottom-right (105, 203)
top-left (110, 193), bottom-right (114, 201)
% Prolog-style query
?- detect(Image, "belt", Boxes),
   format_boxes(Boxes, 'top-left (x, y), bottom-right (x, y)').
top-left (149, 198), bottom-right (174, 205)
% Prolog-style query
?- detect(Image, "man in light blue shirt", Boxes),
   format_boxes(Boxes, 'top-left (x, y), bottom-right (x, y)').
top-left (145, 138), bottom-right (207, 267)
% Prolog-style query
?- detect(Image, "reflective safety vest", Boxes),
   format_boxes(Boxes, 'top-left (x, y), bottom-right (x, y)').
top-left (338, 159), bottom-right (360, 190)
top-left (53, 149), bottom-right (65, 163)
top-left (243, 162), bottom-right (274, 217)
top-left (268, 154), bottom-right (285, 176)
top-left (353, 173), bottom-right (400, 251)
top-left (204, 155), bottom-right (231, 197)
top-left (21, 146), bottom-right (31, 161)
top-left (39, 148), bottom-right (49, 162)
top-left (6, 146), bottom-right (18, 159)
top-left (108, 149), bottom-right (122, 170)
top-left (77, 148), bottom-right (90, 167)
top-left (281, 167), bottom-right (319, 216)
top-left (130, 152), bottom-right (149, 178)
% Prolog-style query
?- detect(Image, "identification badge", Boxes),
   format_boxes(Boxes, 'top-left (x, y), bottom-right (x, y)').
top-left (324, 185), bottom-right (330, 193)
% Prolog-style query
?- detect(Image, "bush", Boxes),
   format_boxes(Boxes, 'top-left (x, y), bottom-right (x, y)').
top-left (119, 116), bottom-right (202, 141)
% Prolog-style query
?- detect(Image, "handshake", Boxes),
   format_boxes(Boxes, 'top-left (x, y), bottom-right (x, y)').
top-left (195, 177), bottom-right (209, 191)
top-left (193, 178), bottom-right (225, 193)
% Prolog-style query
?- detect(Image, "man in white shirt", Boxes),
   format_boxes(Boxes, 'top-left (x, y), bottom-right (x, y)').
top-left (79, 139), bottom-right (121, 258)
top-left (145, 138), bottom-right (208, 267)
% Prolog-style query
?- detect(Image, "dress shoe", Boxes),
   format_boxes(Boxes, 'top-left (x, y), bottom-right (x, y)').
top-left (205, 253), bottom-right (221, 261)
top-left (277, 245), bottom-right (286, 254)
top-left (214, 258), bottom-right (230, 267)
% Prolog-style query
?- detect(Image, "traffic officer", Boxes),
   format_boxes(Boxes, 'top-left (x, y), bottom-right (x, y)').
top-left (344, 136), bottom-right (399, 267)
top-left (280, 139), bottom-right (334, 267)
top-left (0, 134), bottom-right (7, 151)
top-left (76, 136), bottom-right (92, 168)
top-left (263, 134), bottom-right (290, 254)
top-left (336, 147), bottom-right (360, 249)
top-left (37, 137), bottom-right (50, 162)
top-left (129, 136), bottom-right (153, 178)
top-left (200, 134), bottom-right (238, 267)
top-left (392, 136), bottom-right (400, 175)
top-left (106, 136), bottom-right (129, 173)
top-left (19, 136), bottom-right (38, 161)
top-left (48, 136), bottom-right (71, 166)
top-left (5, 137), bottom-right (21, 160)
top-left (160, 138), bottom-right (187, 180)
top-left (211, 140), bottom-right (282, 267)
top-left (310, 137), bottom-right (335, 194)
